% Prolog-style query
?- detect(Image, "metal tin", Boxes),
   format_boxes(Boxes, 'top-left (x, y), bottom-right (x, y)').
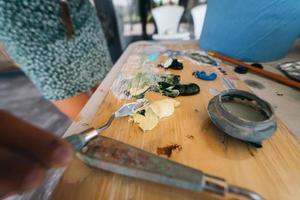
top-left (208, 89), bottom-right (277, 145)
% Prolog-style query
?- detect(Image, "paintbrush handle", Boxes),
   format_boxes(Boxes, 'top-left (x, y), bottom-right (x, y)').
top-left (65, 128), bottom-right (98, 151)
top-left (208, 51), bottom-right (300, 89)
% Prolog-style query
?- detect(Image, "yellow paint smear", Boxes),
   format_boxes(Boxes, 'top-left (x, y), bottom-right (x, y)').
top-left (131, 99), bottom-right (180, 131)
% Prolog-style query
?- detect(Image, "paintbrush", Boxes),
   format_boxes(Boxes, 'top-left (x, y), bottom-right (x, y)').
top-left (208, 51), bottom-right (300, 89)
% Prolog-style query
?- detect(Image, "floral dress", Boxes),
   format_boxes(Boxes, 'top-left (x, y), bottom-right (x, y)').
top-left (0, 0), bottom-right (112, 100)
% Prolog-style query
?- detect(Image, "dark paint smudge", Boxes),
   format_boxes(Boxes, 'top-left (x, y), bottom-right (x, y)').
top-left (201, 118), bottom-right (212, 132)
top-left (157, 144), bottom-right (182, 158)
top-left (244, 79), bottom-right (265, 90)
top-left (221, 134), bottom-right (228, 152)
top-left (247, 144), bottom-right (255, 157)
top-left (186, 135), bottom-right (194, 140)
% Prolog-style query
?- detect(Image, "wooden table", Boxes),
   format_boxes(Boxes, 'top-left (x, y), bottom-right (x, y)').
top-left (51, 41), bottom-right (300, 200)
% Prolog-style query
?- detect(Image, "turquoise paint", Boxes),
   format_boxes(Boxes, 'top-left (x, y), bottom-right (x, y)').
top-left (145, 53), bottom-right (160, 62)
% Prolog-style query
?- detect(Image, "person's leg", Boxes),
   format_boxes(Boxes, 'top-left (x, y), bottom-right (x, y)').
top-left (52, 92), bottom-right (90, 120)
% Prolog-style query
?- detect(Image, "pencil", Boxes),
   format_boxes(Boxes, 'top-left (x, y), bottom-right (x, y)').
top-left (208, 51), bottom-right (300, 89)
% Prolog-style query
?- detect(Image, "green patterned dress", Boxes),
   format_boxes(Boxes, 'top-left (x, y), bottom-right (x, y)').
top-left (0, 0), bottom-right (112, 100)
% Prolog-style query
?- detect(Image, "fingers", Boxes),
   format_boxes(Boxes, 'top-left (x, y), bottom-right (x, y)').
top-left (0, 110), bottom-right (74, 196)
top-left (0, 110), bottom-right (73, 168)
top-left (0, 146), bottom-right (45, 194)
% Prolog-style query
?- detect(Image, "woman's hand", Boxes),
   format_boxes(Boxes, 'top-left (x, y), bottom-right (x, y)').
top-left (0, 110), bottom-right (73, 197)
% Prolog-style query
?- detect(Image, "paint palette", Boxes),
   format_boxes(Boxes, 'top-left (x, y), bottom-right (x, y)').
top-left (52, 42), bottom-right (300, 200)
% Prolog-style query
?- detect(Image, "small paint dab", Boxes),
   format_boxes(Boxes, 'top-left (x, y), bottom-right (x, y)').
top-left (186, 135), bottom-right (194, 140)
top-left (194, 108), bottom-right (199, 112)
top-left (81, 146), bottom-right (88, 153)
top-left (218, 67), bottom-right (227, 75)
top-left (157, 144), bottom-right (182, 158)
top-left (244, 79), bottom-right (265, 90)
top-left (276, 92), bottom-right (283, 96)
top-left (145, 53), bottom-right (160, 62)
top-left (201, 118), bottom-right (212, 132)
top-left (221, 134), bottom-right (228, 152)
top-left (193, 71), bottom-right (217, 81)
top-left (234, 66), bottom-right (248, 74)
top-left (247, 145), bottom-right (255, 157)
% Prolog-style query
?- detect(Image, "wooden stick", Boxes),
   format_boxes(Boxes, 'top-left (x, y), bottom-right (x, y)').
top-left (208, 51), bottom-right (300, 89)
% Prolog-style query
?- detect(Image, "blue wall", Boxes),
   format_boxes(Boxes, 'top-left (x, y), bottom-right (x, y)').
top-left (200, 0), bottom-right (300, 62)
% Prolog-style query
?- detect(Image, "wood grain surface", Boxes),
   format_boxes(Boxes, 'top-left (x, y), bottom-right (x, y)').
top-left (51, 41), bottom-right (300, 200)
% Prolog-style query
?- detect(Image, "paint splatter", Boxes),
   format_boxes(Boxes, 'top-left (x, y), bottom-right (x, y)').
top-left (156, 144), bottom-right (182, 158)
top-left (244, 79), bottom-right (265, 89)
top-left (218, 67), bottom-right (227, 75)
top-left (234, 66), bottom-right (248, 74)
top-left (145, 53), bottom-right (160, 62)
top-left (158, 58), bottom-right (183, 70)
top-left (186, 135), bottom-right (194, 140)
top-left (247, 144), bottom-right (255, 157)
top-left (186, 51), bottom-right (219, 66)
top-left (221, 134), bottom-right (229, 152)
top-left (193, 71), bottom-right (217, 81)
top-left (201, 118), bottom-right (212, 133)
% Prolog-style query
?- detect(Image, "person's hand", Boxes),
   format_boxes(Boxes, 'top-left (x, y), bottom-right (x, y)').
top-left (0, 110), bottom-right (73, 197)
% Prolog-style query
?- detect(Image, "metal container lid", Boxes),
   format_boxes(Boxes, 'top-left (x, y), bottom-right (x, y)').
top-left (208, 89), bottom-right (277, 146)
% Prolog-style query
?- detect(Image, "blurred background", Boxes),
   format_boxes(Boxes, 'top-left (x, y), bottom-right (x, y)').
top-left (1, 0), bottom-right (299, 139)
top-left (113, 0), bottom-right (204, 47)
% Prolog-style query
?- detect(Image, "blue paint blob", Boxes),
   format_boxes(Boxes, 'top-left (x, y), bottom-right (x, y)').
top-left (193, 71), bottom-right (217, 81)
top-left (234, 66), bottom-right (248, 74)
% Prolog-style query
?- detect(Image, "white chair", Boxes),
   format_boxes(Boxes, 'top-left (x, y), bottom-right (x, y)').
top-left (191, 4), bottom-right (207, 40)
top-left (151, 5), bottom-right (190, 40)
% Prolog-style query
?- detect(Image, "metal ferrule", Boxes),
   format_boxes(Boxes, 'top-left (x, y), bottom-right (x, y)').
top-left (202, 173), bottom-right (265, 200)
top-left (79, 128), bottom-right (99, 142)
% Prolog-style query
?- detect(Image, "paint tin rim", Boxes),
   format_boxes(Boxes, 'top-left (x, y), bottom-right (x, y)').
top-left (207, 89), bottom-right (277, 144)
